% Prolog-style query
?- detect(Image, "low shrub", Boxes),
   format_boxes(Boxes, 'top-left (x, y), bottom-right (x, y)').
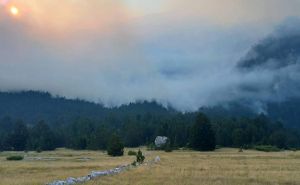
top-left (254, 145), bottom-right (281, 152)
top-left (215, 145), bottom-right (222, 150)
top-left (147, 143), bottom-right (155, 151)
top-left (6, 155), bottom-right (24, 161)
top-left (128, 150), bottom-right (137, 156)
top-left (241, 144), bottom-right (253, 150)
top-left (290, 148), bottom-right (298, 152)
top-left (107, 134), bottom-right (124, 157)
top-left (131, 161), bottom-right (137, 166)
top-left (136, 150), bottom-right (145, 164)
top-left (163, 140), bottom-right (173, 152)
top-left (36, 148), bottom-right (42, 153)
top-left (164, 144), bottom-right (173, 152)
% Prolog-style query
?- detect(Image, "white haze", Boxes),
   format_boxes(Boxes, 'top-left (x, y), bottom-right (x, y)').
top-left (1, 0), bottom-right (300, 111)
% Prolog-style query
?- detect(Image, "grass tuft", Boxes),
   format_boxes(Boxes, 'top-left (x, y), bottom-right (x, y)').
top-left (6, 155), bottom-right (24, 161)
top-left (254, 145), bottom-right (281, 152)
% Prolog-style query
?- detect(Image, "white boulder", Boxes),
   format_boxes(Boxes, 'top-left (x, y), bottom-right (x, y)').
top-left (155, 136), bottom-right (168, 148)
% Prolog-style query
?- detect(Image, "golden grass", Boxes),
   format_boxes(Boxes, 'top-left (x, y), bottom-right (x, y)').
top-left (85, 148), bottom-right (300, 185)
top-left (1, 148), bottom-right (300, 185)
top-left (0, 148), bottom-right (134, 185)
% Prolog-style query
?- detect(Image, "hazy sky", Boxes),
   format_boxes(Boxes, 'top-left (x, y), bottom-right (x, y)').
top-left (1, 0), bottom-right (300, 111)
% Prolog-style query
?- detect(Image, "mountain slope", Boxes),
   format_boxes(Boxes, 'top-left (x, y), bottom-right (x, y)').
top-left (0, 91), bottom-right (174, 125)
top-left (0, 91), bottom-right (300, 128)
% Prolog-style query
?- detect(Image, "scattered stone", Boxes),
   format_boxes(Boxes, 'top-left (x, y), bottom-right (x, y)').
top-left (47, 164), bottom-right (131, 185)
top-left (90, 170), bottom-right (109, 178)
top-left (155, 156), bottom-right (160, 163)
top-left (48, 180), bottom-right (66, 185)
top-left (76, 176), bottom-right (90, 183)
top-left (47, 158), bottom-right (158, 185)
top-left (27, 157), bottom-right (58, 161)
top-left (76, 157), bottom-right (91, 161)
top-left (155, 136), bottom-right (168, 148)
top-left (66, 177), bottom-right (77, 184)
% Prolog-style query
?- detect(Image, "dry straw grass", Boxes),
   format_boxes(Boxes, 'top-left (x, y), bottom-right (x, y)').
top-left (0, 148), bottom-right (300, 185)
top-left (0, 148), bottom-right (133, 185)
top-left (86, 148), bottom-right (300, 185)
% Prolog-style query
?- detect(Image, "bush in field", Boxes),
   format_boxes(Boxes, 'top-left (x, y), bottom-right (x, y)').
top-left (254, 145), bottom-right (281, 152)
top-left (147, 143), bottom-right (155, 151)
top-left (36, 148), bottom-right (42, 153)
top-left (136, 149), bottom-right (145, 164)
top-left (128, 150), bottom-right (137, 156)
top-left (107, 134), bottom-right (124, 157)
top-left (6, 155), bottom-right (24, 161)
top-left (131, 161), bottom-right (137, 166)
top-left (164, 141), bottom-right (173, 152)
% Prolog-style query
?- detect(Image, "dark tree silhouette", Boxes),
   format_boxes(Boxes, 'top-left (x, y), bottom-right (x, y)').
top-left (107, 133), bottom-right (124, 157)
top-left (190, 113), bottom-right (216, 151)
top-left (8, 121), bottom-right (29, 151)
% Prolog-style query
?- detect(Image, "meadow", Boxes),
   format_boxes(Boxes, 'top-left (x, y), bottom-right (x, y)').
top-left (0, 148), bottom-right (300, 185)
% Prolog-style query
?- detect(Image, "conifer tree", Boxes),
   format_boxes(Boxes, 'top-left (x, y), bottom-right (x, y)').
top-left (190, 113), bottom-right (216, 151)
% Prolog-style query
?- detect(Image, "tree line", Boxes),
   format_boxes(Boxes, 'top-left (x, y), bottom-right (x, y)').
top-left (0, 112), bottom-right (299, 152)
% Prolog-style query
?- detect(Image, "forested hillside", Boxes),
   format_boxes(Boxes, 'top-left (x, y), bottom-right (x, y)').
top-left (0, 91), bottom-right (300, 152)
top-left (0, 91), bottom-right (173, 125)
top-left (0, 91), bottom-right (299, 128)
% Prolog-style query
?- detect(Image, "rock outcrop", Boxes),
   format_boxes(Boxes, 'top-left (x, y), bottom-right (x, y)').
top-left (154, 136), bottom-right (168, 148)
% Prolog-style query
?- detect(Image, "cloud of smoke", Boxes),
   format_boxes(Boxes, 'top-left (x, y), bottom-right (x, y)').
top-left (1, 0), bottom-right (300, 111)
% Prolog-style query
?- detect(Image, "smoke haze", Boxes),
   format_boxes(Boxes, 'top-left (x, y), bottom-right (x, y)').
top-left (1, 0), bottom-right (300, 111)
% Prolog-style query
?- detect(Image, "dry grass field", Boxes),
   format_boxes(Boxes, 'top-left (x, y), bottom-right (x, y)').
top-left (1, 148), bottom-right (300, 185)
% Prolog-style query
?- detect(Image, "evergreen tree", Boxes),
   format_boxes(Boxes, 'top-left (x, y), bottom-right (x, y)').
top-left (190, 113), bottom-right (216, 151)
top-left (0, 117), bottom-right (13, 151)
top-left (8, 121), bottom-right (29, 151)
top-left (107, 133), bottom-right (124, 156)
top-left (88, 126), bottom-right (109, 150)
top-left (123, 120), bottom-right (143, 147)
top-left (68, 118), bottom-right (95, 150)
top-left (28, 121), bottom-right (56, 151)
top-left (232, 129), bottom-right (246, 147)
top-left (269, 131), bottom-right (287, 149)
top-left (136, 149), bottom-right (145, 164)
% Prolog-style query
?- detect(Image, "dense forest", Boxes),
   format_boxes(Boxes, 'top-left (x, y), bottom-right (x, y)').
top-left (0, 91), bottom-right (300, 152)
top-left (1, 91), bottom-right (300, 128)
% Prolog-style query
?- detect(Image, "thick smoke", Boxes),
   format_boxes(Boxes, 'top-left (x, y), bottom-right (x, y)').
top-left (1, 1), bottom-right (300, 111)
top-left (236, 18), bottom-right (300, 107)
top-left (238, 18), bottom-right (300, 70)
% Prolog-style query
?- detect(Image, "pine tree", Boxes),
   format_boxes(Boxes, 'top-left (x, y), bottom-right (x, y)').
top-left (8, 121), bottom-right (29, 151)
top-left (136, 149), bottom-right (145, 164)
top-left (28, 121), bottom-right (56, 151)
top-left (190, 113), bottom-right (216, 151)
top-left (107, 133), bottom-right (124, 156)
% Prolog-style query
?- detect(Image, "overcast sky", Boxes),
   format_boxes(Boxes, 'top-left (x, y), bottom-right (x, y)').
top-left (1, 0), bottom-right (300, 111)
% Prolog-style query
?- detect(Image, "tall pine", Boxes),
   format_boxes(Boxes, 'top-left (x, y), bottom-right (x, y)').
top-left (190, 113), bottom-right (216, 151)
top-left (8, 121), bottom-right (29, 151)
top-left (107, 133), bottom-right (124, 156)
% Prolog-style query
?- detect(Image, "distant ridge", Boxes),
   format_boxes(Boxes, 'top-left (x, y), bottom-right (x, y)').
top-left (0, 91), bottom-right (299, 128)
